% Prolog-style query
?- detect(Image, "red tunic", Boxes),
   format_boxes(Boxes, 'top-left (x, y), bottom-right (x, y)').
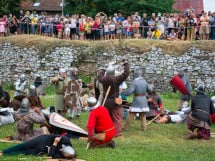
top-left (87, 105), bottom-right (116, 145)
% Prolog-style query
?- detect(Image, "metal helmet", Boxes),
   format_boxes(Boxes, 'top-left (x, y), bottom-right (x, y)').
top-left (106, 65), bottom-right (115, 76)
top-left (196, 83), bottom-right (205, 93)
top-left (133, 68), bottom-right (143, 79)
top-left (87, 97), bottom-right (97, 108)
top-left (60, 145), bottom-right (75, 158)
top-left (211, 96), bottom-right (215, 104)
top-left (177, 69), bottom-right (184, 78)
top-left (21, 98), bottom-right (30, 109)
top-left (59, 68), bottom-right (66, 73)
top-left (20, 74), bottom-right (26, 81)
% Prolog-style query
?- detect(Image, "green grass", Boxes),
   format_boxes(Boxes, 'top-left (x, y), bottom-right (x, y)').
top-left (0, 93), bottom-right (215, 161)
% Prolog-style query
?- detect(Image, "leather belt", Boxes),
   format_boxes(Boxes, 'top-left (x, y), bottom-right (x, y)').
top-left (134, 94), bottom-right (145, 96)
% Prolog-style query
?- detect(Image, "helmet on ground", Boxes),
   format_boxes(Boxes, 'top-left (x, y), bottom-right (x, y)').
top-left (60, 145), bottom-right (75, 158)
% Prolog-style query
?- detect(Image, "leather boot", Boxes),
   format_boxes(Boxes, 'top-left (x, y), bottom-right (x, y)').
top-left (186, 131), bottom-right (197, 139)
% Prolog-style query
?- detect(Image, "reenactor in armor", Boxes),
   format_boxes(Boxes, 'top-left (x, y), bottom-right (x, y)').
top-left (50, 68), bottom-right (69, 114)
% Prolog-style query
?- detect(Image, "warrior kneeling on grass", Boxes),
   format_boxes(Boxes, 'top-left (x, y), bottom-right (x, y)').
top-left (86, 97), bottom-right (116, 149)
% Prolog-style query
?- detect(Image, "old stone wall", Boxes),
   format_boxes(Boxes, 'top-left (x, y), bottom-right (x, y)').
top-left (0, 43), bottom-right (214, 93)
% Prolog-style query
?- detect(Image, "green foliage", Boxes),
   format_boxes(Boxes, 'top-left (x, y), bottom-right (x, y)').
top-left (0, 0), bottom-right (24, 17)
top-left (64, 0), bottom-right (176, 17)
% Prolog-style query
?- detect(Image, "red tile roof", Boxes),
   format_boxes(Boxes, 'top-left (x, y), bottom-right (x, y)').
top-left (20, 0), bottom-right (62, 11)
top-left (173, 0), bottom-right (204, 15)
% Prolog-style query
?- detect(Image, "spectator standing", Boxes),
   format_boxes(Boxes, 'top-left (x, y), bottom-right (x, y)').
top-left (199, 12), bottom-right (210, 40)
top-left (21, 11), bottom-right (31, 34)
top-left (210, 12), bottom-right (215, 40)
top-left (141, 13), bottom-right (148, 39)
top-left (0, 18), bottom-right (6, 37)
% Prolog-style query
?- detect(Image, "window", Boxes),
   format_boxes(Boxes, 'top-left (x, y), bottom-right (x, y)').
top-left (33, 2), bottom-right (40, 7)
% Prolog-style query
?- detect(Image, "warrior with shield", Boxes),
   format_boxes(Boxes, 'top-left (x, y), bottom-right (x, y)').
top-left (64, 67), bottom-right (82, 119)
top-left (170, 68), bottom-right (193, 111)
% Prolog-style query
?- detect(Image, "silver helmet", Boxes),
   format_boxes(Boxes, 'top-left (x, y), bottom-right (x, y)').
top-left (21, 98), bottom-right (30, 109)
top-left (133, 68), bottom-right (143, 79)
top-left (106, 65), bottom-right (115, 76)
top-left (60, 145), bottom-right (75, 158)
top-left (20, 74), bottom-right (26, 81)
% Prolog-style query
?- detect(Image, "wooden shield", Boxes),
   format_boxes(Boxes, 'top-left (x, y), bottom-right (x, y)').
top-left (170, 75), bottom-right (187, 95)
top-left (64, 80), bottom-right (81, 108)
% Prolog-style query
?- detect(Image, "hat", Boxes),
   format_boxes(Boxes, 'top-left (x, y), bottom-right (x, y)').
top-left (60, 145), bottom-right (75, 158)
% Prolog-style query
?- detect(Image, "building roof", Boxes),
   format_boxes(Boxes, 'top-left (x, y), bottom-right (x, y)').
top-left (20, 0), bottom-right (62, 12)
top-left (173, 0), bottom-right (204, 15)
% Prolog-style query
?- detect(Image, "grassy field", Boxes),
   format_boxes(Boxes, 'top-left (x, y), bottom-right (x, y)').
top-left (0, 90), bottom-right (215, 161)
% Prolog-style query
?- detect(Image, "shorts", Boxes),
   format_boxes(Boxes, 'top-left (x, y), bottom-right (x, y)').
top-left (199, 26), bottom-right (209, 35)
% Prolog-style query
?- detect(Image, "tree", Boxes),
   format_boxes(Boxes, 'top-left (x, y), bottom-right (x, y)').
top-left (64, 0), bottom-right (176, 17)
top-left (0, 0), bottom-right (24, 17)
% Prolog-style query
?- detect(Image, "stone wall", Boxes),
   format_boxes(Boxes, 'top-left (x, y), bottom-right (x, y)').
top-left (0, 43), bottom-right (214, 93)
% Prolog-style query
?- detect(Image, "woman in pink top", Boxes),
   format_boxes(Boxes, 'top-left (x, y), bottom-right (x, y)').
top-left (0, 18), bottom-right (6, 37)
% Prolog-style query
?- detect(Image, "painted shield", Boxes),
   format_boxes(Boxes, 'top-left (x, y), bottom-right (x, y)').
top-left (170, 75), bottom-right (187, 95)
top-left (49, 112), bottom-right (88, 136)
top-left (64, 80), bottom-right (81, 108)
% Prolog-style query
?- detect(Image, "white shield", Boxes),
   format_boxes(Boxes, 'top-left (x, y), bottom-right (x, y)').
top-left (49, 112), bottom-right (88, 136)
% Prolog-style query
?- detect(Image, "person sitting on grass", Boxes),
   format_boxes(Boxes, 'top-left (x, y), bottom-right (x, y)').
top-left (12, 97), bottom-right (49, 141)
top-left (86, 97), bottom-right (116, 149)
top-left (146, 84), bottom-right (164, 121)
top-left (0, 134), bottom-right (76, 160)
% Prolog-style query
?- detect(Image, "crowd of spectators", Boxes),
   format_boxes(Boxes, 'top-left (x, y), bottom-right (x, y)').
top-left (0, 9), bottom-right (215, 41)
